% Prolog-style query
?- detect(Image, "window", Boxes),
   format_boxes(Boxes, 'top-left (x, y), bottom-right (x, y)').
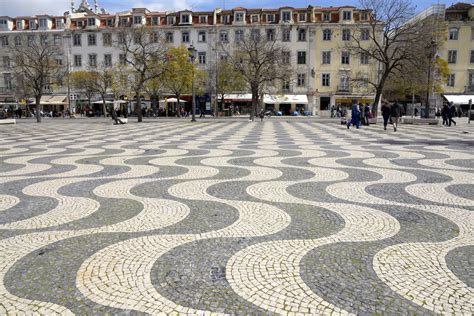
top-left (120, 18), bottom-right (128, 26)
top-left (266, 29), bottom-right (275, 41)
top-left (448, 50), bottom-right (457, 63)
top-left (73, 34), bottom-right (81, 46)
top-left (297, 73), bottom-right (306, 86)
top-left (343, 11), bottom-right (352, 20)
top-left (104, 54), bottom-right (112, 67)
top-left (199, 16), bottom-right (208, 24)
top-left (297, 51), bottom-right (306, 64)
top-left (56, 19), bottom-right (64, 28)
top-left (322, 51), bottom-right (331, 64)
top-left (267, 14), bottom-right (275, 23)
top-left (323, 29), bottom-right (331, 40)
top-left (54, 34), bottom-right (61, 46)
top-left (89, 54), bottom-right (97, 67)
top-left (181, 32), bottom-right (189, 43)
top-left (220, 30), bottom-right (228, 42)
top-left (152, 16), bottom-right (159, 25)
top-left (133, 33), bottom-right (140, 44)
top-left (166, 32), bottom-right (173, 43)
top-left (150, 32), bottom-right (159, 43)
top-left (282, 28), bottom-right (291, 41)
top-left (107, 18), bottom-right (114, 27)
top-left (77, 20), bottom-right (84, 28)
top-left (282, 79), bottom-right (290, 91)
top-left (235, 12), bottom-right (244, 22)
top-left (472, 27), bottom-right (474, 40)
top-left (30, 20), bottom-right (37, 29)
top-left (235, 29), bottom-right (244, 42)
top-left (39, 18), bottom-right (47, 28)
top-left (299, 13), bottom-right (306, 22)
top-left (360, 52), bottom-right (369, 64)
top-left (14, 36), bottom-right (21, 46)
top-left (40, 35), bottom-right (48, 45)
top-left (167, 16), bottom-right (175, 25)
top-left (251, 15), bottom-right (259, 23)
top-left (471, 50), bottom-right (474, 63)
top-left (447, 74), bottom-right (455, 87)
top-left (134, 16), bottom-right (142, 25)
top-left (340, 75), bottom-right (350, 90)
top-left (88, 34), bottom-right (96, 46)
top-left (282, 11), bottom-right (291, 22)
top-left (361, 29), bottom-right (369, 40)
top-left (74, 55), bottom-right (82, 67)
top-left (222, 15), bottom-right (230, 24)
top-left (3, 56), bottom-right (10, 69)
top-left (27, 35), bottom-right (34, 46)
top-left (118, 33), bottom-right (126, 44)
top-left (361, 11), bottom-right (368, 20)
top-left (181, 14), bottom-right (190, 24)
top-left (342, 29), bottom-right (351, 41)
top-left (322, 73), bottom-right (330, 86)
top-left (198, 31), bottom-right (206, 42)
top-left (251, 29), bottom-right (260, 40)
top-left (198, 52), bottom-right (206, 64)
top-left (87, 18), bottom-right (95, 26)
top-left (56, 58), bottom-right (63, 66)
top-left (4, 74), bottom-right (12, 90)
top-left (341, 51), bottom-right (350, 64)
top-left (323, 13), bottom-right (330, 21)
top-left (449, 28), bottom-right (459, 40)
top-left (0, 19), bottom-right (7, 28)
top-left (469, 73), bottom-right (474, 87)
top-left (282, 51), bottom-right (290, 64)
top-left (1, 36), bottom-right (9, 47)
top-left (16, 21), bottom-right (23, 30)
top-left (298, 28), bottom-right (306, 41)
top-left (103, 33), bottom-right (112, 46)
top-left (119, 54), bottom-right (126, 65)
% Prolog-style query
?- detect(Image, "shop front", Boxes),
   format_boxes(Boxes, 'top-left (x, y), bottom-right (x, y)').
top-left (263, 94), bottom-right (309, 115)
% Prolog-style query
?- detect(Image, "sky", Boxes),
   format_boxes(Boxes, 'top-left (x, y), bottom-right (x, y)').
top-left (0, 0), bottom-right (452, 17)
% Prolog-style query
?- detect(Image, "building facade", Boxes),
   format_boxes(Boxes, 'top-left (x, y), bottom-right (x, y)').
top-left (0, 0), bottom-right (379, 115)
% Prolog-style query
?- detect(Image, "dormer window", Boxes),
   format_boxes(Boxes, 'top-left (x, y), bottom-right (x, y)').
top-left (180, 13), bottom-right (191, 24)
top-left (199, 16), bottom-right (207, 24)
top-left (133, 16), bottom-right (142, 25)
top-left (251, 15), bottom-right (259, 23)
top-left (323, 12), bottom-right (330, 21)
top-left (0, 20), bottom-right (7, 29)
top-left (267, 14), bottom-right (275, 23)
top-left (39, 18), bottom-right (47, 28)
top-left (235, 12), bottom-right (245, 22)
top-left (299, 13), bottom-right (306, 22)
top-left (343, 11), bottom-right (352, 21)
top-left (107, 18), bottom-right (114, 26)
top-left (167, 16), bottom-right (175, 25)
top-left (222, 15), bottom-right (230, 24)
top-left (281, 11), bottom-right (292, 22)
top-left (360, 11), bottom-right (368, 21)
top-left (120, 17), bottom-right (128, 26)
top-left (16, 21), bottom-right (23, 30)
top-left (30, 20), bottom-right (37, 29)
top-left (56, 19), bottom-right (64, 28)
top-left (87, 18), bottom-right (96, 26)
top-left (77, 20), bottom-right (84, 28)
top-left (152, 16), bottom-right (159, 25)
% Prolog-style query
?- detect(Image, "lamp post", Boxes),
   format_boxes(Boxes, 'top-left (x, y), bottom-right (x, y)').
top-left (425, 39), bottom-right (437, 118)
top-left (188, 44), bottom-right (197, 122)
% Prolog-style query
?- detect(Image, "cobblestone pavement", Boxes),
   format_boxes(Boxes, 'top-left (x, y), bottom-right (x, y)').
top-left (0, 118), bottom-right (473, 315)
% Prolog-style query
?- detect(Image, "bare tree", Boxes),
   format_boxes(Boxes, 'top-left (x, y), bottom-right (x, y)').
top-left (93, 64), bottom-right (114, 117)
top-left (222, 31), bottom-right (293, 121)
top-left (118, 27), bottom-right (168, 122)
top-left (214, 59), bottom-right (246, 116)
top-left (346, 0), bottom-right (432, 114)
top-left (10, 33), bottom-right (64, 122)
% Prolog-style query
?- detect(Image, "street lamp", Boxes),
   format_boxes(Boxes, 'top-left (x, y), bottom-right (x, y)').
top-left (188, 44), bottom-right (197, 122)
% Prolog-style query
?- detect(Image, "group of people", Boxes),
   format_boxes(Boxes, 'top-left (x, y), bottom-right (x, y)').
top-left (346, 103), bottom-right (373, 129)
top-left (439, 102), bottom-right (457, 127)
top-left (381, 101), bottom-right (403, 132)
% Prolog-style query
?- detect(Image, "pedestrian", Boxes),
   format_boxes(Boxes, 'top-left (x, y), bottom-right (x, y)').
top-left (259, 109), bottom-right (265, 122)
top-left (364, 103), bottom-right (370, 126)
top-left (330, 105), bottom-right (335, 118)
top-left (448, 102), bottom-right (457, 126)
top-left (381, 101), bottom-right (391, 130)
top-left (441, 104), bottom-right (448, 125)
top-left (390, 101), bottom-right (402, 132)
top-left (347, 101), bottom-right (361, 129)
top-left (457, 107), bottom-right (463, 118)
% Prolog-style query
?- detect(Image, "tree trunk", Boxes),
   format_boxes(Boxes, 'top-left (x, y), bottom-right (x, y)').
top-left (136, 91), bottom-right (143, 122)
top-left (102, 95), bottom-right (107, 118)
top-left (372, 73), bottom-right (388, 117)
top-left (250, 86), bottom-right (258, 121)
top-left (151, 93), bottom-right (158, 116)
top-left (176, 94), bottom-right (181, 117)
top-left (35, 95), bottom-right (42, 123)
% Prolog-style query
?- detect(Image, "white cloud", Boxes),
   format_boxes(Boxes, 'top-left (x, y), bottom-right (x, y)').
top-left (0, 0), bottom-right (72, 17)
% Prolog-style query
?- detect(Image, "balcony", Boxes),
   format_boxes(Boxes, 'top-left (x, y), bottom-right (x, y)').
top-left (337, 85), bottom-right (352, 93)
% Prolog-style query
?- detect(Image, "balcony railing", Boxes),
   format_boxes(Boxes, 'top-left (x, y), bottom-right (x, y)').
top-left (337, 85), bottom-right (352, 93)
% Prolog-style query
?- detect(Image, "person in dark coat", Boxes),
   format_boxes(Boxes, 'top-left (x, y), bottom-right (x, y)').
top-left (448, 102), bottom-right (456, 126)
top-left (381, 101), bottom-right (391, 130)
top-left (363, 104), bottom-right (371, 126)
top-left (347, 101), bottom-right (361, 129)
top-left (441, 104), bottom-right (449, 125)
top-left (390, 101), bottom-right (402, 132)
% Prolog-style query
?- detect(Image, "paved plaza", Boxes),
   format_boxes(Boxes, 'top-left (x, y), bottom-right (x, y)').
top-left (0, 118), bottom-right (473, 315)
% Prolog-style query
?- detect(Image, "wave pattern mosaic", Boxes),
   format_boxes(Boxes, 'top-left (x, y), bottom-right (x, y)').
top-left (0, 120), bottom-right (473, 315)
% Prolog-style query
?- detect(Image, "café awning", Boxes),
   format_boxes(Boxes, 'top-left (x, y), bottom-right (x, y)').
top-left (443, 94), bottom-right (474, 105)
top-left (39, 95), bottom-right (68, 105)
top-left (219, 94), bottom-right (253, 102)
top-left (160, 98), bottom-right (187, 103)
top-left (263, 94), bottom-right (308, 104)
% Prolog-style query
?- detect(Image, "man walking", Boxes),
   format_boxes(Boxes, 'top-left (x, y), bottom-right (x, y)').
top-left (347, 101), bottom-right (361, 129)
top-left (448, 102), bottom-right (457, 126)
top-left (381, 101), bottom-right (391, 130)
top-left (390, 101), bottom-right (401, 132)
